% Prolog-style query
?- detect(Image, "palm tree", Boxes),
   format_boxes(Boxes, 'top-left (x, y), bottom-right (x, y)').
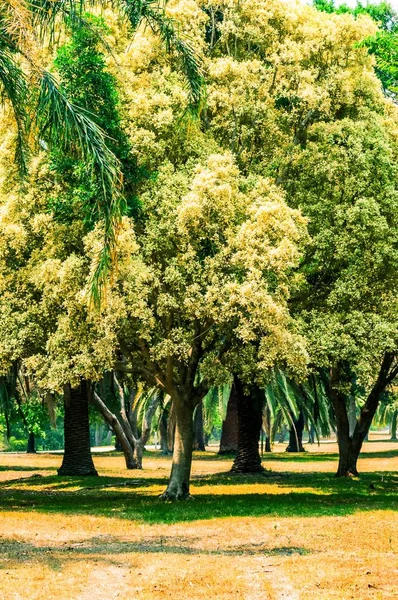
top-left (1, 0), bottom-right (204, 299)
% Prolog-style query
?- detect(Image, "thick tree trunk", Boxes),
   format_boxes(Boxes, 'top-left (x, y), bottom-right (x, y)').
top-left (27, 432), bottom-right (36, 454)
top-left (160, 399), bottom-right (195, 500)
top-left (286, 410), bottom-right (305, 452)
top-left (58, 381), bottom-right (98, 476)
top-left (231, 379), bottom-right (264, 473)
top-left (390, 410), bottom-right (397, 441)
top-left (218, 385), bottom-right (238, 454)
top-left (91, 391), bottom-right (137, 469)
top-left (193, 402), bottom-right (206, 451)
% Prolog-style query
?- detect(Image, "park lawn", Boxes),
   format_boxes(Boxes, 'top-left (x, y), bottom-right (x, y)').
top-left (0, 444), bottom-right (397, 600)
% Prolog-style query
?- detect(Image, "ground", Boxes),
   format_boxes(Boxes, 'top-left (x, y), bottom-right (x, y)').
top-left (0, 437), bottom-right (397, 600)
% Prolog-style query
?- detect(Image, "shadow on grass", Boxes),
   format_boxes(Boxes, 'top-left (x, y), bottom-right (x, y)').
top-left (192, 448), bottom-right (398, 462)
top-left (0, 470), bottom-right (396, 524)
top-left (0, 465), bottom-right (58, 472)
top-left (0, 536), bottom-right (309, 570)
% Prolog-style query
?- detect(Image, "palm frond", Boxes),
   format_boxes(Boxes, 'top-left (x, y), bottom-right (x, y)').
top-left (121, 0), bottom-right (205, 112)
top-left (36, 71), bottom-right (123, 303)
top-left (0, 48), bottom-right (29, 175)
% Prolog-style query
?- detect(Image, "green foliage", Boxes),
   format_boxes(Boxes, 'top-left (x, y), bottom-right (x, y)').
top-left (314, 0), bottom-right (398, 97)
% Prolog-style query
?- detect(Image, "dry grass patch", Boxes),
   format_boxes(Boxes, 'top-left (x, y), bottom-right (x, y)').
top-left (0, 444), bottom-right (397, 599)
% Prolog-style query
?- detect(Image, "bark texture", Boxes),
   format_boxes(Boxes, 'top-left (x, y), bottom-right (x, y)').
top-left (27, 432), bottom-right (36, 454)
top-left (160, 399), bottom-right (195, 500)
top-left (218, 385), bottom-right (238, 454)
top-left (58, 381), bottom-right (98, 476)
top-left (286, 410), bottom-right (305, 452)
top-left (330, 354), bottom-right (398, 477)
top-left (390, 410), bottom-right (397, 441)
top-left (231, 378), bottom-right (264, 473)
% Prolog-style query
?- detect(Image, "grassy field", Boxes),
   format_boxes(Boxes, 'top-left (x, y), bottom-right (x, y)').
top-left (0, 441), bottom-right (397, 599)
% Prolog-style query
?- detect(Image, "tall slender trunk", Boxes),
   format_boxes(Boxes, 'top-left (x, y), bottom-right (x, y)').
top-left (58, 381), bottom-right (98, 476)
top-left (193, 402), bottom-right (206, 451)
top-left (263, 404), bottom-right (272, 452)
top-left (308, 424), bottom-right (315, 444)
top-left (167, 404), bottom-right (176, 453)
top-left (218, 385), bottom-right (238, 454)
top-left (160, 398), bottom-right (195, 500)
top-left (330, 367), bottom-right (358, 477)
top-left (91, 391), bottom-right (137, 469)
top-left (159, 412), bottom-right (171, 455)
top-left (231, 378), bottom-right (264, 473)
top-left (286, 410), bottom-right (305, 452)
top-left (27, 432), bottom-right (36, 454)
top-left (390, 410), bottom-right (397, 441)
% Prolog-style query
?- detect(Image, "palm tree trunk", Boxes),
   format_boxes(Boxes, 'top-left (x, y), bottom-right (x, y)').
top-left (27, 432), bottom-right (36, 454)
top-left (390, 410), bottom-right (397, 440)
top-left (218, 385), bottom-right (238, 454)
top-left (58, 381), bottom-right (98, 476)
top-left (286, 410), bottom-right (305, 452)
top-left (231, 378), bottom-right (264, 473)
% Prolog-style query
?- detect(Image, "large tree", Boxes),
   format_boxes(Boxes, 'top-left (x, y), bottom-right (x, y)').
top-left (107, 152), bottom-right (307, 498)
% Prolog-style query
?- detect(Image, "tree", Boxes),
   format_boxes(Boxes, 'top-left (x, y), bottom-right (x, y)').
top-left (314, 0), bottom-right (398, 98)
top-left (58, 380), bottom-right (98, 476)
top-left (218, 386), bottom-right (238, 455)
top-left (230, 378), bottom-right (264, 473)
top-left (107, 151), bottom-right (306, 498)
top-left (283, 117), bottom-right (398, 476)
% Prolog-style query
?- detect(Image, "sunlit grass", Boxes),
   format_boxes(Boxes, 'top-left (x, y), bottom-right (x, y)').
top-left (0, 444), bottom-right (397, 599)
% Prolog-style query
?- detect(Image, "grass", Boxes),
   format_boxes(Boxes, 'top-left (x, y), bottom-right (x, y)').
top-left (0, 441), bottom-right (397, 599)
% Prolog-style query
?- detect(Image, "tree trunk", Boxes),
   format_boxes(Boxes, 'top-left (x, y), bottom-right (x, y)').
top-left (332, 355), bottom-right (397, 477)
top-left (58, 381), bottom-right (98, 476)
top-left (91, 391), bottom-right (137, 469)
top-left (286, 410), bottom-right (305, 452)
top-left (27, 432), bottom-right (36, 454)
top-left (193, 402), bottom-right (206, 451)
top-left (218, 385), bottom-right (238, 454)
top-left (263, 404), bottom-right (272, 452)
top-left (160, 399), bottom-right (195, 500)
top-left (390, 410), bottom-right (397, 441)
top-left (159, 412), bottom-right (171, 455)
top-left (167, 404), bottom-right (176, 453)
top-left (308, 424), bottom-right (315, 444)
top-left (231, 378), bottom-right (264, 473)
